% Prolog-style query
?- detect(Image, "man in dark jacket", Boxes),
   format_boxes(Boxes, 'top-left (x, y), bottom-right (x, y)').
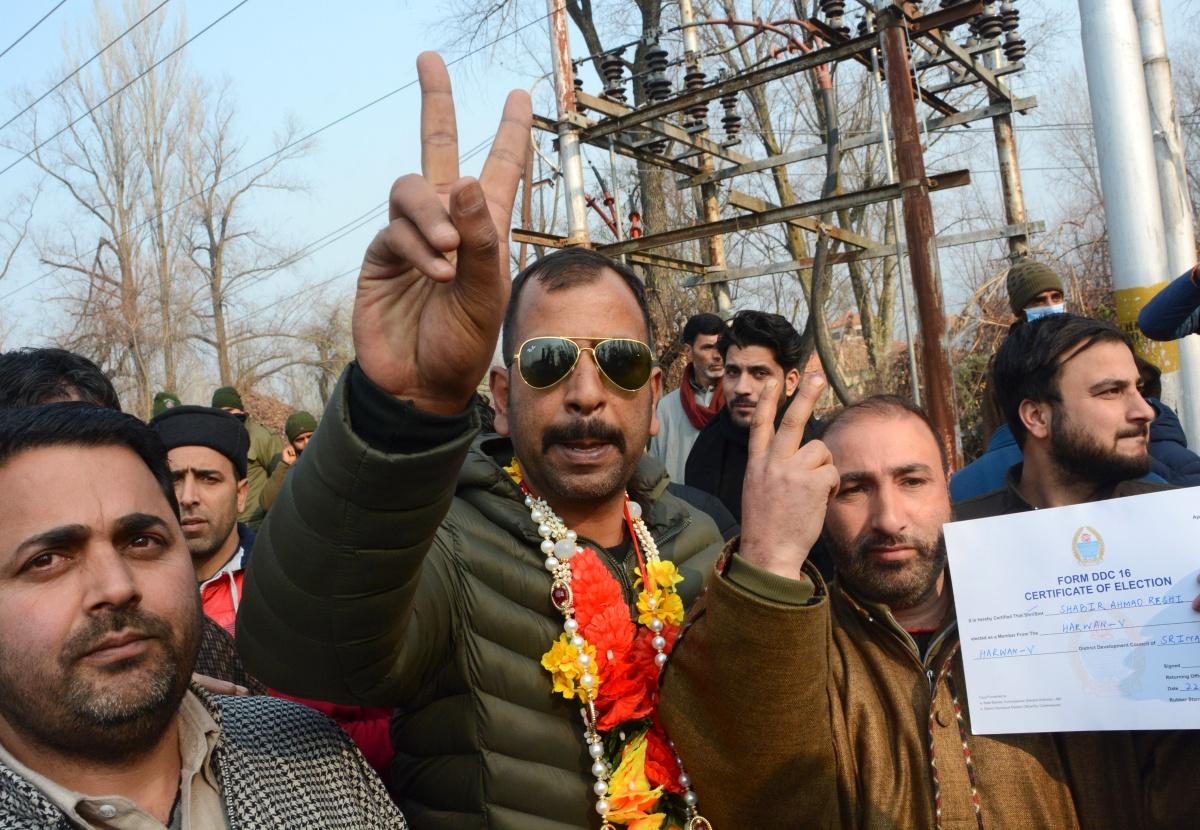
top-left (685, 309), bottom-right (805, 523)
top-left (661, 315), bottom-right (1198, 829)
top-left (957, 315), bottom-right (1172, 518)
top-left (211, 386), bottom-right (281, 530)
top-left (236, 54), bottom-right (722, 830)
top-left (0, 403), bottom-right (405, 829)
top-left (1138, 262), bottom-right (1200, 341)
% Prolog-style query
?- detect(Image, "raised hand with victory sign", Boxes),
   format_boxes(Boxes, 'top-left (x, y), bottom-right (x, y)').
top-left (353, 52), bottom-right (532, 415)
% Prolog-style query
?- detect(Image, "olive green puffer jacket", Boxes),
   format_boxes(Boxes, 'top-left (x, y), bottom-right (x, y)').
top-left (236, 369), bottom-right (723, 830)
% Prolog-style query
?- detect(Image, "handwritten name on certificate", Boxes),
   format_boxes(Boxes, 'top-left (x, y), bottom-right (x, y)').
top-left (943, 487), bottom-right (1200, 735)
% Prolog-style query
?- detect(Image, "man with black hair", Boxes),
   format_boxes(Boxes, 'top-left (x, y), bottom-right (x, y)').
top-left (684, 309), bottom-right (805, 522)
top-left (957, 314), bottom-right (1170, 519)
top-left (662, 390), bottom-right (1198, 829)
top-left (0, 403), bottom-right (406, 828)
top-left (236, 53), bottom-right (722, 829)
top-left (0, 353), bottom-right (255, 692)
top-left (649, 312), bottom-right (724, 482)
top-left (0, 347), bottom-right (121, 410)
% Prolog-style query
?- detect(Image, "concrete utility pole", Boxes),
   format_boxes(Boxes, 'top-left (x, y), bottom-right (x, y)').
top-left (1078, 0), bottom-right (1188, 416)
top-left (678, 0), bottom-right (733, 314)
top-left (1132, 0), bottom-right (1200, 439)
top-left (878, 6), bottom-right (959, 464)
top-left (547, 0), bottom-right (590, 245)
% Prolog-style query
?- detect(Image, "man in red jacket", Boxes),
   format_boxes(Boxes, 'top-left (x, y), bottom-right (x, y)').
top-left (150, 406), bottom-right (253, 634)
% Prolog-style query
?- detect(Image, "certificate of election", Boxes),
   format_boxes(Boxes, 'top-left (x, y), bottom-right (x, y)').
top-left (943, 487), bottom-right (1200, 735)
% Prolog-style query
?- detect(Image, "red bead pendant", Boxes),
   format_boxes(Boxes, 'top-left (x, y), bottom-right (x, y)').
top-left (551, 581), bottom-right (571, 610)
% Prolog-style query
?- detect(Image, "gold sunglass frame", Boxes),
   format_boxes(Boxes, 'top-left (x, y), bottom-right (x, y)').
top-left (512, 336), bottom-right (655, 392)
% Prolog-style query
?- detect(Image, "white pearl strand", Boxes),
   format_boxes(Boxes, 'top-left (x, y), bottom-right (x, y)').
top-left (525, 491), bottom-right (707, 828)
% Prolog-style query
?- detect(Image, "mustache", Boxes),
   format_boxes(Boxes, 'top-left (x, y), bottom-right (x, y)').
top-left (853, 532), bottom-right (938, 558)
top-left (542, 418), bottom-right (627, 454)
top-left (1115, 425), bottom-right (1148, 440)
top-left (61, 609), bottom-right (173, 665)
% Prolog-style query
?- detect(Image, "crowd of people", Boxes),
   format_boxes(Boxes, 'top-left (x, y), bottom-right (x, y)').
top-left (0, 51), bottom-right (1198, 829)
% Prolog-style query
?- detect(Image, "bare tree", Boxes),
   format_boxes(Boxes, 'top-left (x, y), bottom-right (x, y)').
top-left (16, 1), bottom-right (165, 416)
top-left (0, 187), bottom-right (37, 282)
top-left (184, 83), bottom-right (310, 386)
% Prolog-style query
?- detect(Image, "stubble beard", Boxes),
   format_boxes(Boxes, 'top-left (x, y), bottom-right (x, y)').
top-left (0, 606), bottom-right (200, 764)
top-left (829, 530), bottom-right (947, 612)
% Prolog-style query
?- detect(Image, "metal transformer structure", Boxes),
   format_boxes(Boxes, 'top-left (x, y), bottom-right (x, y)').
top-left (519, 0), bottom-right (1042, 464)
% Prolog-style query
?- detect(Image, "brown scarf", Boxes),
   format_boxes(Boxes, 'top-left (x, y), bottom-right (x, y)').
top-left (678, 363), bottom-right (724, 430)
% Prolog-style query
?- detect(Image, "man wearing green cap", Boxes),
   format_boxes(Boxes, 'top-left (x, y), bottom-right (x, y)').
top-left (211, 385), bottom-right (282, 529)
top-left (1005, 257), bottom-right (1066, 321)
top-left (261, 410), bottom-right (317, 512)
top-left (152, 391), bottom-right (181, 418)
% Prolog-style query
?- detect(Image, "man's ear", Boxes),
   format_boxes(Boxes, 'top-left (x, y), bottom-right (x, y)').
top-left (1018, 398), bottom-right (1052, 441)
top-left (647, 367), bottom-right (664, 438)
top-left (236, 478), bottom-right (248, 513)
top-left (682, 343), bottom-right (694, 365)
top-left (489, 366), bottom-right (511, 436)
top-left (784, 367), bottom-right (802, 397)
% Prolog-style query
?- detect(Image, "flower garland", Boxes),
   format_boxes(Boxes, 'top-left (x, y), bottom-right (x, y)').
top-left (505, 459), bottom-right (711, 830)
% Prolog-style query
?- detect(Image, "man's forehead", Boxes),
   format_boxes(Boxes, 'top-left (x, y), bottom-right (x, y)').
top-left (0, 446), bottom-right (172, 543)
top-left (517, 269), bottom-right (646, 336)
top-left (826, 411), bottom-right (942, 467)
top-left (1057, 339), bottom-right (1136, 382)
top-left (167, 444), bottom-right (230, 470)
top-left (725, 344), bottom-right (781, 369)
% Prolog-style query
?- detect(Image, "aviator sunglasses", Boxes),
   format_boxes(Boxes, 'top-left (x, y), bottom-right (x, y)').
top-left (512, 336), bottom-right (655, 392)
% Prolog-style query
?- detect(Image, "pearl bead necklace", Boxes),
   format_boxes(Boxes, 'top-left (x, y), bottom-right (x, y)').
top-left (524, 490), bottom-right (709, 829)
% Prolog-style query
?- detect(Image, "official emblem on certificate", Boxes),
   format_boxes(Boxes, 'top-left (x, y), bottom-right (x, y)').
top-left (1071, 526), bottom-right (1104, 564)
top-left (944, 488), bottom-right (1200, 735)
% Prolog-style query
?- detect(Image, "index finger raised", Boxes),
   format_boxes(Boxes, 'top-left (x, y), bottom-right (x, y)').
top-left (771, 373), bottom-right (825, 460)
top-left (747, 379), bottom-right (781, 463)
top-left (417, 52), bottom-right (460, 195)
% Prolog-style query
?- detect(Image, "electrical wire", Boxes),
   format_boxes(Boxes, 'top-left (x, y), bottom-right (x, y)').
top-left (0, 132), bottom-right (495, 307)
top-left (0, 1), bottom-right (69, 63)
top-left (0, 0), bottom-right (171, 134)
top-left (0, 0), bottom-right (248, 179)
top-left (0, 3), bottom-right (551, 303)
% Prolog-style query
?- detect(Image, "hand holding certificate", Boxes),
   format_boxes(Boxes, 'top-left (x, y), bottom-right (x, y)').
top-left (944, 487), bottom-right (1200, 734)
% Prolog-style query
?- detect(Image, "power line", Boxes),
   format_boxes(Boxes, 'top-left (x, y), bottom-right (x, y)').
top-left (0, 0), bottom-right (171, 134)
top-left (0, 1), bottom-right (69, 63)
top-left (1, 7), bottom-right (554, 303)
top-left (0, 132), bottom-right (496, 308)
top-left (0, 0), bottom-right (248, 179)
top-left (222, 133), bottom-right (495, 306)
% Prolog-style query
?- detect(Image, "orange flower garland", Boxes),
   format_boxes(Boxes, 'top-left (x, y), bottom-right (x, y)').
top-left (509, 459), bottom-right (710, 830)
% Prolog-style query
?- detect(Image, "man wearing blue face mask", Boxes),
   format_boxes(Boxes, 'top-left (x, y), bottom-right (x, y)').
top-left (952, 266), bottom-right (1173, 501)
top-left (1006, 257), bottom-right (1066, 321)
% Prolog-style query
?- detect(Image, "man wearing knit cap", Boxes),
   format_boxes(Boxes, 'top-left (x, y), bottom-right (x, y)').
top-left (151, 405), bottom-right (255, 635)
top-left (152, 390), bottom-right (181, 418)
top-left (1006, 257), bottom-right (1066, 320)
top-left (261, 410), bottom-right (317, 512)
top-left (211, 385), bottom-right (281, 529)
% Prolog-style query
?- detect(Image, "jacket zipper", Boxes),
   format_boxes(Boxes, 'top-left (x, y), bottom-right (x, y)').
top-left (580, 509), bottom-right (691, 604)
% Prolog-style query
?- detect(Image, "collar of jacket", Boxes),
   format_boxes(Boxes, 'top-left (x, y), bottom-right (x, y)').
top-left (0, 685), bottom-right (227, 828)
top-left (455, 433), bottom-right (691, 549)
top-left (1000, 462), bottom-right (1170, 512)
top-left (827, 569), bottom-right (960, 668)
